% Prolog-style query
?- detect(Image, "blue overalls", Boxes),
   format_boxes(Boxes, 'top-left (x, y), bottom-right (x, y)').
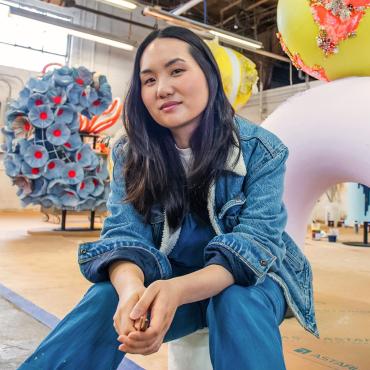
top-left (168, 212), bottom-right (215, 275)
top-left (18, 210), bottom-right (287, 370)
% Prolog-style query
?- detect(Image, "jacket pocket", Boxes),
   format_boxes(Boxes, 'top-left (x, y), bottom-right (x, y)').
top-left (149, 204), bottom-right (164, 248)
top-left (217, 192), bottom-right (247, 231)
top-left (283, 232), bottom-right (310, 290)
top-left (285, 245), bottom-right (304, 271)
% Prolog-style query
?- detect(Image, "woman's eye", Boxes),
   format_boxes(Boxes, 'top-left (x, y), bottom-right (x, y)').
top-left (143, 69), bottom-right (183, 85)
top-left (144, 78), bottom-right (155, 85)
top-left (172, 69), bottom-right (184, 75)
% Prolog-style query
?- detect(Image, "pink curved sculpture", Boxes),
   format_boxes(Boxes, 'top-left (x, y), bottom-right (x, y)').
top-left (262, 77), bottom-right (370, 247)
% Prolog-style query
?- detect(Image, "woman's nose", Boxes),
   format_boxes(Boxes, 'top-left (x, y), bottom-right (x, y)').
top-left (157, 79), bottom-right (174, 98)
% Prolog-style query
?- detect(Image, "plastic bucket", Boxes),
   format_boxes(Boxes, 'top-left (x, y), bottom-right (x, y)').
top-left (328, 235), bottom-right (337, 242)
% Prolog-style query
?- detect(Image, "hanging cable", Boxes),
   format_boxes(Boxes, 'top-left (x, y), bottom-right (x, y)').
top-left (203, 0), bottom-right (207, 24)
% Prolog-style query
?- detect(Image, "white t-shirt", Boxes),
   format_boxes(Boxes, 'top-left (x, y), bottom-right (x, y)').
top-left (167, 144), bottom-right (193, 248)
top-left (175, 143), bottom-right (192, 175)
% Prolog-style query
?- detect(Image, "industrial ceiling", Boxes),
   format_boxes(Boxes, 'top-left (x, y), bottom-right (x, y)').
top-left (38, 0), bottom-right (306, 88)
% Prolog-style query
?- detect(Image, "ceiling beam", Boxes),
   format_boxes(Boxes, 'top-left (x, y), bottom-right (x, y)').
top-left (218, 0), bottom-right (273, 27)
top-left (171, 0), bottom-right (203, 16)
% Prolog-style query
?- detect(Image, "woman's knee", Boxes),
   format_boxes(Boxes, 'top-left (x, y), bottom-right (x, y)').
top-left (213, 284), bottom-right (245, 304)
top-left (208, 282), bottom-right (271, 318)
top-left (85, 281), bottom-right (119, 308)
top-left (207, 284), bottom-right (247, 317)
top-left (207, 278), bottom-right (286, 325)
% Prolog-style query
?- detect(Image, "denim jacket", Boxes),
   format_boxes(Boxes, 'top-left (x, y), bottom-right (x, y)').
top-left (78, 115), bottom-right (319, 338)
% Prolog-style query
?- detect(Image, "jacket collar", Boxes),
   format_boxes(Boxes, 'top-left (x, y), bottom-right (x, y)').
top-left (224, 140), bottom-right (246, 177)
top-left (223, 115), bottom-right (246, 177)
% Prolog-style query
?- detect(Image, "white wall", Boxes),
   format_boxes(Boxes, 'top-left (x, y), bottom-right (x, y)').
top-left (238, 79), bottom-right (323, 124)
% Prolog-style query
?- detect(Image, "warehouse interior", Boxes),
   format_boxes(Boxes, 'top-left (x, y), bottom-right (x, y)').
top-left (0, 0), bottom-right (369, 369)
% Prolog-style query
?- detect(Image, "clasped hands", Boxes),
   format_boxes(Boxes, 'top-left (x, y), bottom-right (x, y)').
top-left (113, 279), bottom-right (182, 355)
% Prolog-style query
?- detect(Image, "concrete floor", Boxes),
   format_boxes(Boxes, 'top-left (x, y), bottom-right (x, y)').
top-left (0, 296), bottom-right (50, 369)
top-left (0, 210), bottom-right (370, 369)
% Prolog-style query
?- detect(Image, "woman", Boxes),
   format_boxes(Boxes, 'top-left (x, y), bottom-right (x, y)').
top-left (19, 26), bottom-right (318, 370)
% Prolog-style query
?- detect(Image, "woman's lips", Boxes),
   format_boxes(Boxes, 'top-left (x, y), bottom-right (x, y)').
top-left (161, 102), bottom-right (181, 112)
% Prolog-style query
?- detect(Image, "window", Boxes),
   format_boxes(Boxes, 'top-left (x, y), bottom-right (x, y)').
top-left (0, 3), bottom-right (69, 71)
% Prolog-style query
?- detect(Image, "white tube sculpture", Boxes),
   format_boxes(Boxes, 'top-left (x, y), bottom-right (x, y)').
top-left (168, 77), bottom-right (370, 370)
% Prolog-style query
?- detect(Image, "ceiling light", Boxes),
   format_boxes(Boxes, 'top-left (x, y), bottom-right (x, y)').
top-left (66, 28), bottom-right (134, 50)
top-left (97, 0), bottom-right (137, 10)
top-left (209, 30), bottom-right (262, 49)
top-left (9, 6), bottom-right (135, 51)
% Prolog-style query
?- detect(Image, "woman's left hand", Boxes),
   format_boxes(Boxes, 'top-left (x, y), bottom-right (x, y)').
top-left (117, 278), bottom-right (183, 355)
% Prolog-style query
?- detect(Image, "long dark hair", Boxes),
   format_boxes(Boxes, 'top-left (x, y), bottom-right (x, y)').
top-left (123, 26), bottom-right (240, 229)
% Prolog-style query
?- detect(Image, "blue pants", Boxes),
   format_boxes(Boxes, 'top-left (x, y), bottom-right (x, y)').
top-left (18, 275), bottom-right (287, 370)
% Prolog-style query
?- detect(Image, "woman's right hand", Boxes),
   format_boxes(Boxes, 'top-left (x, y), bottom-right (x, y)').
top-left (109, 261), bottom-right (146, 337)
top-left (113, 279), bottom-right (146, 337)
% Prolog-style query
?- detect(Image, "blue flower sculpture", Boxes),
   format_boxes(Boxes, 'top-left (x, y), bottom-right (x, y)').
top-left (2, 66), bottom-right (112, 212)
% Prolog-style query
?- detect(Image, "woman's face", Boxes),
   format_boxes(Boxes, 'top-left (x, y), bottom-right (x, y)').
top-left (140, 38), bottom-right (209, 143)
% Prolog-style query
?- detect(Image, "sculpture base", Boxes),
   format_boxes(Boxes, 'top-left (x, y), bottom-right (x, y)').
top-left (27, 227), bottom-right (101, 237)
top-left (342, 241), bottom-right (370, 248)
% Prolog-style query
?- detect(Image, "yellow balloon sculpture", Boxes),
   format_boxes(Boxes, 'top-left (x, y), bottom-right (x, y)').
top-left (206, 40), bottom-right (258, 111)
top-left (277, 0), bottom-right (370, 81)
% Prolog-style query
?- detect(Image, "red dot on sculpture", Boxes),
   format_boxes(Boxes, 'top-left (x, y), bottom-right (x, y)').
top-left (68, 170), bottom-right (76, 178)
top-left (93, 179), bottom-right (98, 186)
top-left (31, 168), bottom-right (39, 174)
top-left (34, 151), bottom-right (43, 159)
top-left (64, 143), bottom-right (71, 148)
top-left (39, 112), bottom-right (48, 120)
top-left (57, 109), bottom-right (64, 117)
top-left (24, 122), bottom-right (31, 131)
top-left (76, 78), bottom-right (84, 85)
top-left (80, 182), bottom-right (85, 190)
top-left (77, 153), bottom-right (82, 161)
top-left (53, 96), bottom-right (62, 104)
top-left (93, 100), bottom-right (101, 106)
top-left (82, 91), bottom-right (86, 97)
top-left (53, 129), bottom-right (62, 137)
top-left (48, 162), bottom-right (56, 170)
top-left (35, 99), bottom-right (43, 106)
top-left (66, 191), bottom-right (74, 196)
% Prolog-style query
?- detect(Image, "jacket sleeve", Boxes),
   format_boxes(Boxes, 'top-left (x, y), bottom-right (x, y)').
top-left (204, 144), bottom-right (289, 286)
top-left (78, 138), bottom-right (172, 286)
